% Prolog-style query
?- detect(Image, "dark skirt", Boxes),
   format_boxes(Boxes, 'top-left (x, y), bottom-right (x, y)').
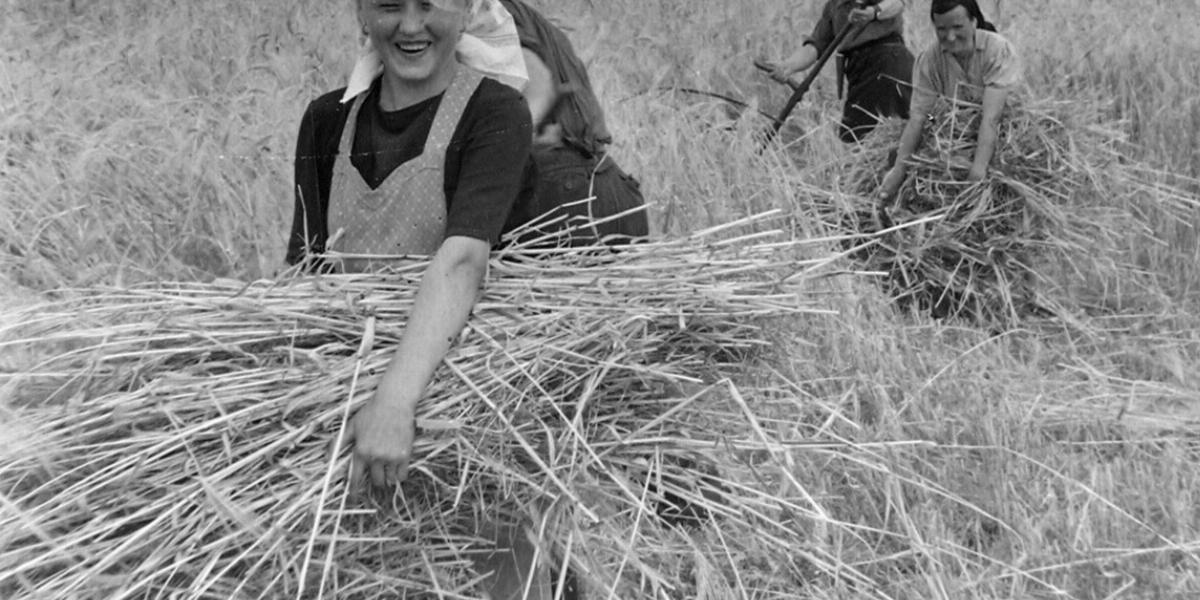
top-left (840, 41), bottom-right (915, 143)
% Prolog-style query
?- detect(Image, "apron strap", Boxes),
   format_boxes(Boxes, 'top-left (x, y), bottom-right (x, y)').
top-left (423, 66), bottom-right (486, 156)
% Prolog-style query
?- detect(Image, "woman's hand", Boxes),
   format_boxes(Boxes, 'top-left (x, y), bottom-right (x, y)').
top-left (966, 163), bottom-right (988, 182)
top-left (347, 391), bottom-right (417, 490)
top-left (755, 58), bottom-right (791, 84)
top-left (877, 166), bottom-right (906, 203)
top-left (756, 52), bottom-right (812, 87)
top-left (849, 6), bottom-right (876, 25)
top-left (341, 236), bottom-right (489, 494)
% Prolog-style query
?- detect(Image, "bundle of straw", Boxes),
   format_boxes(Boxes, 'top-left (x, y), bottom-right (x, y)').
top-left (0, 216), bottom-right (861, 599)
top-left (826, 98), bottom-right (1195, 324)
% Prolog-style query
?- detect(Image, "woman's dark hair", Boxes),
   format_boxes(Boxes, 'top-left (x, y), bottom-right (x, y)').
top-left (930, 0), bottom-right (997, 32)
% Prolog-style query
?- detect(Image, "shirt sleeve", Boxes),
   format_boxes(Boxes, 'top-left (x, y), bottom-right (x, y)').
top-left (443, 84), bottom-right (533, 245)
top-left (807, 2), bottom-right (836, 54)
top-left (982, 35), bottom-right (1022, 90)
top-left (288, 97), bottom-right (336, 266)
top-left (908, 48), bottom-right (940, 120)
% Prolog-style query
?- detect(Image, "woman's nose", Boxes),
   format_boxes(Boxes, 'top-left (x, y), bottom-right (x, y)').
top-left (396, 6), bottom-right (425, 34)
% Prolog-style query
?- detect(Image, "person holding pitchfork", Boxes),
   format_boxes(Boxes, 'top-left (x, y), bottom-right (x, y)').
top-left (759, 0), bottom-right (914, 143)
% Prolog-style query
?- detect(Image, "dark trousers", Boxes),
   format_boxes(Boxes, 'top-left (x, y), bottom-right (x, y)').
top-left (839, 41), bottom-right (915, 143)
top-left (527, 145), bottom-right (649, 247)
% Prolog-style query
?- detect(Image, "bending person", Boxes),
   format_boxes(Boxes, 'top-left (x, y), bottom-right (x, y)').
top-left (761, 0), bottom-right (913, 143)
top-left (500, 0), bottom-right (649, 246)
top-left (876, 0), bottom-right (1021, 202)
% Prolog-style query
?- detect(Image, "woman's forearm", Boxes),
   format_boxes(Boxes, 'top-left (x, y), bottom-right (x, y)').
top-left (972, 87), bottom-right (1010, 176)
top-left (972, 119), bottom-right (999, 175)
top-left (894, 115), bottom-right (925, 173)
top-left (781, 43), bottom-right (819, 74)
top-left (373, 236), bottom-right (490, 410)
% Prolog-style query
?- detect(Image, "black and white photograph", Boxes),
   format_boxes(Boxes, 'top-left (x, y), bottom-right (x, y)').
top-left (2, 0), bottom-right (1198, 598)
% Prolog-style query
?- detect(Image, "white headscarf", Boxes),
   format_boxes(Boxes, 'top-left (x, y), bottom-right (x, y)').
top-left (340, 0), bottom-right (528, 103)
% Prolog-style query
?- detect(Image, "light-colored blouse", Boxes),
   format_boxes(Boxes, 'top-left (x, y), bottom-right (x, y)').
top-left (910, 28), bottom-right (1022, 118)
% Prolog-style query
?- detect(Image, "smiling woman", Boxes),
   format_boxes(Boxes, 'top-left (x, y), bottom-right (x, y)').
top-left (286, 0), bottom-right (560, 596)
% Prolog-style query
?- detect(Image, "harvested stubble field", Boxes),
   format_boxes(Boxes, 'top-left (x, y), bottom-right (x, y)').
top-left (3, 0), bottom-right (1200, 599)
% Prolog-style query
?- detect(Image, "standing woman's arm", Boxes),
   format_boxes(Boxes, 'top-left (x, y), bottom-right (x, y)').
top-left (348, 236), bottom-right (489, 488)
top-left (766, 1), bottom-right (834, 81)
top-left (348, 83), bottom-right (533, 490)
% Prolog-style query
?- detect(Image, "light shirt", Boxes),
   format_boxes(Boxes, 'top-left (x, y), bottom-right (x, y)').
top-left (910, 28), bottom-right (1022, 118)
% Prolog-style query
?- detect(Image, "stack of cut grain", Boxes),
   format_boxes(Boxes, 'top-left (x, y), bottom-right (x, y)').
top-left (828, 98), bottom-right (1193, 323)
top-left (0, 217), bottom-right (860, 599)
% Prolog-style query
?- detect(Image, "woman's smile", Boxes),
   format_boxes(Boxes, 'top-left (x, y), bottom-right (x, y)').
top-left (395, 40), bottom-right (433, 55)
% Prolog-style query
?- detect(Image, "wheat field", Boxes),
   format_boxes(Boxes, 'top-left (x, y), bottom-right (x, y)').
top-left (3, 0), bottom-right (1200, 598)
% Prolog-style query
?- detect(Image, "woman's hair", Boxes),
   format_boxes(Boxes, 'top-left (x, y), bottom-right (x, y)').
top-left (930, 0), bottom-right (997, 32)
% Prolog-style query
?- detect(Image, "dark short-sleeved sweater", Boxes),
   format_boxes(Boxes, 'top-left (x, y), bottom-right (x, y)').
top-left (287, 76), bottom-right (536, 265)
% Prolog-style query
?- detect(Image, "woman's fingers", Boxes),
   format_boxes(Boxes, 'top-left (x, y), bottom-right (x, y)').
top-left (343, 400), bottom-right (417, 493)
top-left (394, 455), bottom-right (411, 484)
top-left (390, 460), bottom-right (410, 487)
top-left (753, 57), bottom-right (776, 73)
top-left (348, 453), bottom-right (411, 493)
top-left (753, 57), bottom-right (789, 82)
top-left (370, 461), bottom-right (388, 489)
top-left (348, 454), bottom-right (367, 492)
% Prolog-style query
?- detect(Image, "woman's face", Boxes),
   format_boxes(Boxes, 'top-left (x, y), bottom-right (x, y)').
top-left (932, 5), bottom-right (977, 59)
top-left (358, 0), bottom-right (469, 91)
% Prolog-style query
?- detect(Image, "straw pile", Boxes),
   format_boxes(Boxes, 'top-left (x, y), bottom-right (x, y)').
top-left (826, 97), bottom-right (1195, 324)
top-left (0, 217), bottom-right (865, 599)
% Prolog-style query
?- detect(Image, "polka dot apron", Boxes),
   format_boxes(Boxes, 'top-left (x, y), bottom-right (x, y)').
top-left (326, 68), bottom-right (484, 273)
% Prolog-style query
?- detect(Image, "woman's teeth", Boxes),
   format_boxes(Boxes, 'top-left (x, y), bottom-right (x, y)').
top-left (398, 41), bottom-right (432, 54)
